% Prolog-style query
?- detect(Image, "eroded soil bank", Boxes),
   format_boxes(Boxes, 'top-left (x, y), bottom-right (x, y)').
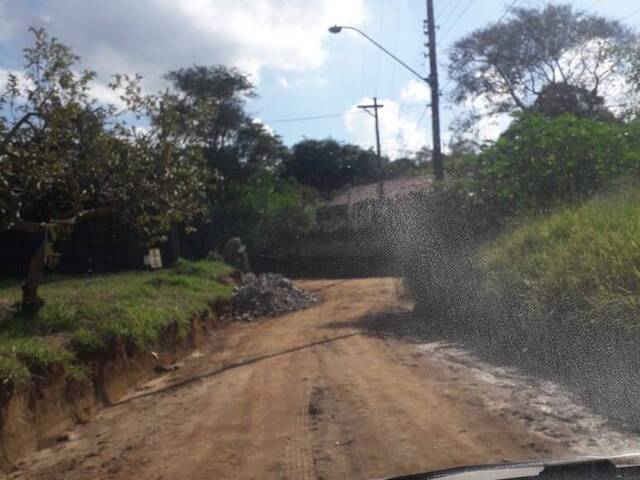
top-left (0, 299), bottom-right (232, 470)
top-left (6, 278), bottom-right (640, 480)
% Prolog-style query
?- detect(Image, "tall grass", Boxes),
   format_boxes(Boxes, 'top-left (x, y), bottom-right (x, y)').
top-left (480, 185), bottom-right (640, 325)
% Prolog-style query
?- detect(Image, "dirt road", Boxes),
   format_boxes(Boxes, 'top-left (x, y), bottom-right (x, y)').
top-left (7, 278), bottom-right (636, 480)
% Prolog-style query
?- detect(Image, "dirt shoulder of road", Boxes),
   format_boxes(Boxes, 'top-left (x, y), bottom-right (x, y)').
top-left (6, 278), bottom-right (640, 480)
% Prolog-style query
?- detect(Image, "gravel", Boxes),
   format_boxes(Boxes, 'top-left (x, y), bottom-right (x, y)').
top-left (231, 273), bottom-right (318, 322)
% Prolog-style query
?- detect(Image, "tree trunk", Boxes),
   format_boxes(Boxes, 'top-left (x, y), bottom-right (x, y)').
top-left (22, 240), bottom-right (46, 312)
top-left (170, 226), bottom-right (181, 263)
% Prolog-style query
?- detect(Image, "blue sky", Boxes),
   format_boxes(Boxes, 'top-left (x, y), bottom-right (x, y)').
top-left (1, 0), bottom-right (640, 158)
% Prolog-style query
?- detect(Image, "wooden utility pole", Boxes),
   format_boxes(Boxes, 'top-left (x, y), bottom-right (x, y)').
top-left (358, 97), bottom-right (385, 199)
top-left (358, 97), bottom-right (384, 162)
top-left (425, 0), bottom-right (444, 180)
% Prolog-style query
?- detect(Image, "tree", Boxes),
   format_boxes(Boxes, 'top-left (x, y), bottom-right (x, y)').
top-left (532, 82), bottom-right (615, 121)
top-left (478, 113), bottom-right (639, 211)
top-left (160, 65), bottom-right (291, 184)
top-left (162, 65), bottom-right (255, 182)
top-left (286, 138), bottom-right (381, 193)
top-left (232, 122), bottom-right (290, 178)
top-left (0, 28), bottom-right (207, 310)
top-left (449, 4), bottom-right (630, 116)
top-left (621, 38), bottom-right (640, 118)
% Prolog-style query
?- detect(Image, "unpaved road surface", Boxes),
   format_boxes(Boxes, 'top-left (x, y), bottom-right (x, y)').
top-left (7, 278), bottom-right (639, 480)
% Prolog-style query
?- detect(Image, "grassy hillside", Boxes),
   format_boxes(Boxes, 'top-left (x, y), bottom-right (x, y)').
top-left (0, 259), bottom-right (233, 385)
top-left (479, 185), bottom-right (640, 327)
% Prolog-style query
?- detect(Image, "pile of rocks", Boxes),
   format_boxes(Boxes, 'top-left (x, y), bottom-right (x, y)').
top-left (231, 273), bottom-right (318, 321)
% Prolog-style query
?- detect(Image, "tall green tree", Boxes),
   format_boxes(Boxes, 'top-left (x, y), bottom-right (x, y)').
top-left (0, 29), bottom-right (207, 309)
top-left (286, 138), bottom-right (382, 193)
top-left (449, 4), bottom-right (630, 116)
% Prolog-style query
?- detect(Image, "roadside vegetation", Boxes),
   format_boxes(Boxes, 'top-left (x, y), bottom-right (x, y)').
top-left (479, 185), bottom-right (640, 329)
top-left (0, 259), bottom-right (232, 385)
top-left (397, 3), bottom-right (640, 342)
top-left (0, 29), bottom-right (400, 308)
top-left (4, 1), bottom-right (640, 404)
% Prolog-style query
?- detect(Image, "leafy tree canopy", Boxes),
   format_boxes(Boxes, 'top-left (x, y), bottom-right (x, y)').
top-left (477, 113), bottom-right (640, 211)
top-left (0, 28), bottom-right (207, 242)
top-left (0, 28), bottom-right (211, 306)
top-left (160, 65), bottom-right (288, 183)
top-left (286, 138), bottom-right (383, 194)
top-left (449, 4), bottom-right (631, 116)
top-left (532, 82), bottom-right (615, 121)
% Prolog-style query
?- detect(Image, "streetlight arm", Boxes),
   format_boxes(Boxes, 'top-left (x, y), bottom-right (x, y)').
top-left (331, 26), bottom-right (429, 85)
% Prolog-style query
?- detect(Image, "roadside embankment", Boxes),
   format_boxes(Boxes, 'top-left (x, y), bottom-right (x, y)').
top-left (0, 259), bottom-right (234, 469)
top-left (402, 186), bottom-right (640, 431)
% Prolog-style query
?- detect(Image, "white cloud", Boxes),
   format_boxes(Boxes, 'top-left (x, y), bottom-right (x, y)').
top-left (278, 76), bottom-right (291, 89)
top-left (0, 0), bottom-right (365, 88)
top-left (344, 97), bottom-right (428, 160)
top-left (475, 112), bottom-right (511, 141)
top-left (89, 81), bottom-right (127, 109)
top-left (457, 95), bottom-right (511, 143)
top-left (251, 117), bottom-right (274, 136)
top-left (400, 79), bottom-right (430, 104)
top-left (277, 75), bottom-right (327, 89)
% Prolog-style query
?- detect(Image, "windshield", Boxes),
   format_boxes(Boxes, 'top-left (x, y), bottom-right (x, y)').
top-left (2, 1), bottom-right (640, 479)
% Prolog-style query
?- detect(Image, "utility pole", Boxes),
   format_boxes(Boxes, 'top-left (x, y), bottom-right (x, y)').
top-left (425, 0), bottom-right (444, 180)
top-left (358, 97), bottom-right (383, 162)
top-left (358, 97), bottom-right (385, 198)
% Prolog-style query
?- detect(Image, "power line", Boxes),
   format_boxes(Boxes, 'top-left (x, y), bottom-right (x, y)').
top-left (264, 111), bottom-right (365, 124)
top-left (436, 0), bottom-right (455, 21)
top-left (496, 0), bottom-right (520, 24)
top-left (263, 104), bottom-right (426, 124)
top-left (583, 0), bottom-right (603, 13)
top-left (414, 105), bottom-right (429, 128)
top-left (374, 0), bottom-right (384, 96)
top-left (440, 0), bottom-right (477, 42)
top-left (436, 4), bottom-right (450, 20)
top-left (388, 0), bottom-right (404, 95)
top-left (621, 6), bottom-right (640, 21)
top-left (438, 0), bottom-right (465, 30)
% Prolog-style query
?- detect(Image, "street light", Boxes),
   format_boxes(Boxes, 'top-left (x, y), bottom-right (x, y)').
top-left (328, 25), bottom-right (429, 85)
top-left (329, 23), bottom-right (444, 182)
top-left (329, 24), bottom-right (433, 201)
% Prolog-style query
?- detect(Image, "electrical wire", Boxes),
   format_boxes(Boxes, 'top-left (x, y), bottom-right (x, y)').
top-left (436, 0), bottom-right (455, 21)
top-left (439, 0), bottom-right (466, 31)
top-left (388, 0), bottom-right (403, 95)
top-left (414, 105), bottom-right (429, 128)
top-left (264, 111), bottom-right (365, 124)
top-left (374, 0), bottom-right (384, 96)
top-left (440, 0), bottom-right (478, 42)
top-left (496, 0), bottom-right (520, 24)
top-left (621, 6), bottom-right (640, 21)
top-left (263, 104), bottom-right (427, 124)
top-left (583, 0), bottom-right (603, 13)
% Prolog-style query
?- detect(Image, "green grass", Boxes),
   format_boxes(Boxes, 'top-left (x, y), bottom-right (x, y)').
top-left (479, 186), bottom-right (640, 326)
top-left (0, 259), bottom-right (233, 386)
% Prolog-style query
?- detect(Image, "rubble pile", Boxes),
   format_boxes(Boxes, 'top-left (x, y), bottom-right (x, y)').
top-left (232, 273), bottom-right (318, 321)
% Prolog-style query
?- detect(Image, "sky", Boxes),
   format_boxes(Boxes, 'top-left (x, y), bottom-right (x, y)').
top-left (1, 0), bottom-right (640, 159)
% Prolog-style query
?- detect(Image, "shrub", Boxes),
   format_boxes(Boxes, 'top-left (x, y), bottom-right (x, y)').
top-left (476, 113), bottom-right (640, 212)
